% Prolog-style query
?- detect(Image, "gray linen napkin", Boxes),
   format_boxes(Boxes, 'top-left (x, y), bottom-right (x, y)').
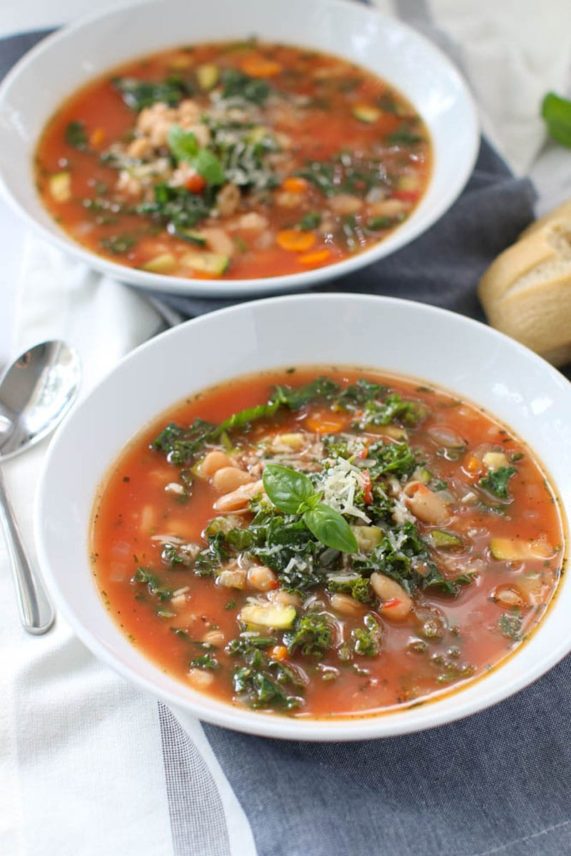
top-left (4, 29), bottom-right (571, 856)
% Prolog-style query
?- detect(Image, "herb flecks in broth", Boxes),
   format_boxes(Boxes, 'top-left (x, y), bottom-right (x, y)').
top-left (37, 41), bottom-right (431, 280)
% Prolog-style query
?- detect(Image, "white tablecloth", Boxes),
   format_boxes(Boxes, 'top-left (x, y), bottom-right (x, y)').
top-left (1, 2), bottom-right (570, 855)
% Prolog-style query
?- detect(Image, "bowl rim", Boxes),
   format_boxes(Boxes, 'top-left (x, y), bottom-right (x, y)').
top-left (0, 0), bottom-right (479, 298)
top-left (35, 292), bottom-right (571, 741)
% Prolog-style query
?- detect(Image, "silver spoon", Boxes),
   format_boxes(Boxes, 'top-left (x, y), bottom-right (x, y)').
top-left (0, 341), bottom-right (81, 634)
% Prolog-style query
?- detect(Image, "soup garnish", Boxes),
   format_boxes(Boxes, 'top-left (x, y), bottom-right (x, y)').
top-left (91, 368), bottom-right (563, 717)
top-left (36, 40), bottom-right (431, 280)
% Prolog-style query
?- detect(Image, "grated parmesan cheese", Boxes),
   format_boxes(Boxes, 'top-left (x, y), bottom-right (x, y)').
top-left (319, 458), bottom-right (371, 523)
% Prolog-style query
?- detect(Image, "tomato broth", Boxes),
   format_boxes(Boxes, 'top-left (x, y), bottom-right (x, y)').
top-left (91, 368), bottom-right (564, 719)
top-left (36, 40), bottom-right (431, 281)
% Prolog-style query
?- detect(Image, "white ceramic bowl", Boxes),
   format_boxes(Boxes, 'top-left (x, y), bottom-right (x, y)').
top-left (0, 0), bottom-right (478, 298)
top-left (36, 294), bottom-right (571, 741)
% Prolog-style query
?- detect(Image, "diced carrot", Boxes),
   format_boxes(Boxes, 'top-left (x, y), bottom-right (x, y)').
top-left (305, 410), bottom-right (348, 434)
top-left (299, 249), bottom-right (331, 266)
top-left (463, 453), bottom-right (482, 475)
top-left (185, 173), bottom-right (207, 193)
top-left (281, 176), bottom-right (308, 194)
top-left (276, 230), bottom-right (317, 252)
top-left (393, 190), bottom-right (419, 202)
top-left (270, 645), bottom-right (288, 661)
top-left (90, 127), bottom-right (105, 147)
top-left (241, 56), bottom-right (283, 78)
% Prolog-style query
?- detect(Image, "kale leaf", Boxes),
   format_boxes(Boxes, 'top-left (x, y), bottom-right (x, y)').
top-left (283, 613), bottom-right (333, 657)
top-left (478, 466), bottom-right (517, 500)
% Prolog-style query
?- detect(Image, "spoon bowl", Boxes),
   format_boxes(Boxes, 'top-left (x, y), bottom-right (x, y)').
top-left (0, 340), bottom-right (81, 634)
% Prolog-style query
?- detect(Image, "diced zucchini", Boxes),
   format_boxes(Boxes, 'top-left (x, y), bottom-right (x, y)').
top-left (173, 228), bottom-right (207, 247)
top-left (490, 537), bottom-right (554, 561)
top-left (239, 603), bottom-right (297, 629)
top-left (414, 466), bottom-right (432, 485)
top-left (49, 171), bottom-right (71, 202)
top-left (397, 174), bottom-right (421, 193)
top-left (430, 529), bottom-right (463, 549)
top-left (197, 63), bottom-right (219, 90)
top-left (182, 251), bottom-right (230, 276)
top-left (483, 451), bottom-right (509, 471)
top-left (351, 525), bottom-right (382, 554)
top-left (142, 253), bottom-right (176, 274)
top-left (352, 105), bottom-right (380, 123)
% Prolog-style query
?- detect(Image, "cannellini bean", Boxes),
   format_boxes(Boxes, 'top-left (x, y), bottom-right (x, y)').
top-left (187, 668), bottom-right (215, 689)
top-left (127, 136), bottom-right (153, 159)
top-left (368, 198), bottom-right (410, 218)
top-left (216, 183), bottom-right (240, 216)
top-left (217, 568), bottom-right (247, 589)
top-left (330, 593), bottom-right (363, 616)
top-left (247, 565), bottom-right (278, 592)
top-left (328, 194), bottom-right (363, 215)
top-left (404, 482), bottom-right (449, 525)
top-left (237, 212), bottom-right (268, 232)
top-left (201, 227), bottom-right (235, 257)
top-left (370, 572), bottom-right (412, 620)
top-left (202, 629), bottom-right (225, 647)
top-left (212, 466), bottom-right (253, 493)
top-left (274, 191), bottom-right (302, 208)
top-left (213, 479), bottom-right (264, 512)
top-left (196, 450), bottom-right (233, 479)
top-left (270, 590), bottom-right (302, 607)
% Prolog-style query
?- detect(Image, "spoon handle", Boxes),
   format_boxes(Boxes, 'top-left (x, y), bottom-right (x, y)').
top-left (0, 467), bottom-right (55, 634)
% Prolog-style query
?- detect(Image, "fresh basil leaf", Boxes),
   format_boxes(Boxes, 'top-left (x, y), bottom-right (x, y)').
top-left (262, 464), bottom-right (317, 515)
top-left (303, 502), bottom-right (358, 554)
top-left (168, 125), bottom-right (199, 161)
top-left (542, 92), bottom-right (571, 148)
top-left (193, 148), bottom-right (225, 186)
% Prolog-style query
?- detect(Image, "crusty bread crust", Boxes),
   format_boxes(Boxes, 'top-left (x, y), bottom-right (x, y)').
top-left (478, 199), bottom-right (571, 366)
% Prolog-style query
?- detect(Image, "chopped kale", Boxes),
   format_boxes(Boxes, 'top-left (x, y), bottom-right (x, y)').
top-left (137, 183), bottom-right (215, 231)
top-left (335, 379), bottom-right (386, 409)
top-left (298, 211), bottom-right (321, 230)
top-left (478, 466), bottom-right (517, 500)
top-left (65, 120), bottom-right (88, 150)
top-left (113, 75), bottom-right (191, 111)
top-left (283, 613), bottom-right (333, 657)
top-left (220, 68), bottom-right (271, 104)
top-left (368, 440), bottom-right (418, 479)
top-left (387, 129), bottom-right (424, 146)
top-left (232, 666), bottom-right (301, 710)
top-left (271, 376), bottom-right (340, 410)
top-left (190, 653), bottom-right (219, 670)
top-left (151, 419), bottom-right (216, 466)
top-left (194, 532), bottom-right (228, 577)
top-left (357, 392), bottom-right (426, 429)
top-left (327, 575), bottom-right (373, 603)
top-left (351, 615), bottom-right (381, 656)
top-left (132, 567), bottom-right (173, 601)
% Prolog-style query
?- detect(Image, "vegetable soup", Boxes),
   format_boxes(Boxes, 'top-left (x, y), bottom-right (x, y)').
top-left (91, 368), bottom-right (564, 718)
top-left (36, 40), bottom-right (431, 280)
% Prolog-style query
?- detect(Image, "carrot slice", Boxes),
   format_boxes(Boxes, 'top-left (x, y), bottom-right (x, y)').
top-left (299, 249), bottom-right (331, 266)
top-left (90, 127), bottom-right (105, 147)
top-left (241, 56), bottom-right (282, 78)
top-left (276, 230), bottom-right (317, 252)
top-left (305, 410), bottom-right (348, 434)
top-left (281, 176), bottom-right (308, 194)
top-left (270, 645), bottom-right (288, 661)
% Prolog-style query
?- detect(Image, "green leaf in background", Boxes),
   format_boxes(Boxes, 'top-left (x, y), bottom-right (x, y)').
top-left (303, 502), bottom-right (359, 554)
top-left (262, 464), bottom-right (317, 515)
top-left (541, 92), bottom-right (571, 148)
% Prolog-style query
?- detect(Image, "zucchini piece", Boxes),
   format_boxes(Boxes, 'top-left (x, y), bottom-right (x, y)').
top-left (49, 171), bottom-right (71, 202)
top-left (239, 603), bottom-right (297, 629)
top-left (172, 228), bottom-right (207, 247)
top-left (352, 105), bottom-right (380, 123)
top-left (490, 537), bottom-right (554, 561)
top-left (182, 251), bottom-right (230, 276)
top-left (197, 63), bottom-right (219, 90)
top-left (142, 253), bottom-right (176, 274)
top-left (351, 525), bottom-right (382, 553)
top-left (430, 529), bottom-right (463, 549)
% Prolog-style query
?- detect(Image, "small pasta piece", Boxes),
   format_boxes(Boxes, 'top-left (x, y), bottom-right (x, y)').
top-left (370, 573), bottom-right (412, 620)
top-left (330, 593), bottom-right (363, 616)
top-left (187, 668), bottom-right (215, 689)
top-left (247, 565), bottom-right (278, 592)
top-left (404, 482), bottom-right (449, 525)
top-left (492, 585), bottom-right (527, 608)
top-left (269, 590), bottom-right (302, 608)
top-left (212, 466), bottom-right (254, 493)
top-left (196, 450), bottom-right (233, 479)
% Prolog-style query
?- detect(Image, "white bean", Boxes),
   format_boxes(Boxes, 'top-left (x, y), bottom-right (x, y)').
top-left (370, 573), bottom-right (412, 620)
top-left (187, 669), bottom-right (215, 689)
top-left (213, 480), bottom-right (264, 512)
top-left (196, 450), bottom-right (233, 479)
top-left (404, 482), bottom-right (449, 525)
top-left (212, 466), bottom-right (254, 493)
top-left (247, 565), bottom-right (278, 592)
top-left (330, 593), bottom-right (363, 616)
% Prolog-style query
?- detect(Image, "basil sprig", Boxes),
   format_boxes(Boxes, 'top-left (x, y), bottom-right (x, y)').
top-left (262, 464), bottom-right (358, 554)
top-left (541, 92), bottom-right (571, 148)
top-left (167, 125), bottom-right (226, 185)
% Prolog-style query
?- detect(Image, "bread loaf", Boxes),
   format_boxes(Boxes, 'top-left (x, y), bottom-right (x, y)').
top-left (478, 199), bottom-right (571, 366)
